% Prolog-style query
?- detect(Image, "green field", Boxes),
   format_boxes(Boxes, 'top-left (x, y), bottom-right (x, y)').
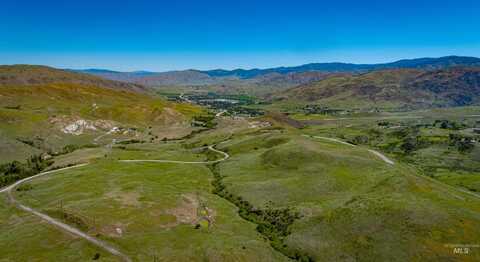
top-left (210, 125), bottom-right (480, 261)
top-left (291, 107), bottom-right (480, 194)
top-left (1, 141), bottom-right (285, 261)
top-left (1, 109), bottom-right (480, 261)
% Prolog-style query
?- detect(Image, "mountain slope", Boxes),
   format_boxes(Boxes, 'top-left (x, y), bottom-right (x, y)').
top-left (2, 65), bottom-right (147, 93)
top-left (75, 69), bottom-right (156, 82)
top-left (273, 67), bottom-right (480, 109)
top-left (73, 56), bottom-right (480, 92)
top-left (133, 70), bottom-right (218, 86)
top-left (0, 65), bottom-right (203, 163)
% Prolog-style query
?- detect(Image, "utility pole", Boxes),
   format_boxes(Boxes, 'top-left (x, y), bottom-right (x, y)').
top-left (59, 200), bottom-right (65, 220)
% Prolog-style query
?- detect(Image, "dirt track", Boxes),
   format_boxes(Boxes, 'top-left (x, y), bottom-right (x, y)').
top-left (0, 145), bottom-right (230, 261)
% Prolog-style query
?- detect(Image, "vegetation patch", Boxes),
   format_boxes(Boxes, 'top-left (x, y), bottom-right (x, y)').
top-left (192, 115), bottom-right (217, 128)
top-left (208, 163), bottom-right (313, 261)
top-left (16, 183), bottom-right (33, 192)
top-left (45, 208), bottom-right (91, 232)
top-left (0, 155), bottom-right (53, 187)
top-left (261, 146), bottom-right (317, 170)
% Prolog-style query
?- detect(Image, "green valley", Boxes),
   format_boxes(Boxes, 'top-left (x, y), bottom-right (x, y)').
top-left (1, 58), bottom-right (480, 261)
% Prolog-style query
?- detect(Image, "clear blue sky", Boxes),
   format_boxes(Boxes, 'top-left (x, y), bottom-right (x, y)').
top-left (1, 0), bottom-right (479, 71)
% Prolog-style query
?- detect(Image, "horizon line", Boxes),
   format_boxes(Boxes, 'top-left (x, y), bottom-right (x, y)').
top-left (2, 54), bottom-right (479, 73)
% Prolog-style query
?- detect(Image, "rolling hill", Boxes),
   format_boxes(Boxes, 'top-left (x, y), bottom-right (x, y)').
top-left (272, 67), bottom-right (480, 110)
top-left (2, 65), bottom-right (147, 93)
top-left (0, 65), bottom-right (203, 163)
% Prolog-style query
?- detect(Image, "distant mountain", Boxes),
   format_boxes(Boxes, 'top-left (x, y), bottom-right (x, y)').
top-left (73, 69), bottom-right (157, 83)
top-left (201, 56), bottom-right (480, 79)
top-left (74, 56), bottom-right (480, 88)
top-left (133, 70), bottom-right (219, 86)
top-left (273, 67), bottom-right (480, 109)
top-left (74, 68), bottom-right (223, 86)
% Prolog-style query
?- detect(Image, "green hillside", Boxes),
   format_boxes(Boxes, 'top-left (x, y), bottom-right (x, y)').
top-left (191, 120), bottom-right (480, 261)
top-left (0, 66), bottom-right (203, 163)
top-left (271, 67), bottom-right (480, 110)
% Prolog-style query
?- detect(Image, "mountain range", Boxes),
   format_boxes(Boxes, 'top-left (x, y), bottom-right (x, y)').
top-left (74, 56), bottom-right (480, 86)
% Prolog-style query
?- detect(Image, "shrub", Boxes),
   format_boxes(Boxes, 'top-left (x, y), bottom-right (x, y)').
top-left (449, 134), bottom-right (475, 153)
top-left (0, 155), bottom-right (53, 187)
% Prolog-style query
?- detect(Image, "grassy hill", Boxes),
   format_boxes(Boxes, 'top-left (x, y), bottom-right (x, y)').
top-left (0, 65), bottom-right (203, 163)
top-left (188, 121), bottom-right (480, 261)
top-left (271, 67), bottom-right (480, 110)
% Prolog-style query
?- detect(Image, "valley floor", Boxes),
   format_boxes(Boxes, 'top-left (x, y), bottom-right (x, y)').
top-left (1, 115), bottom-right (480, 261)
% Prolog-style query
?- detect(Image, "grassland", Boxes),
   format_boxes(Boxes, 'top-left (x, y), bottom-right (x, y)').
top-left (291, 106), bottom-right (480, 193)
top-left (206, 123), bottom-right (480, 261)
top-left (2, 109), bottom-right (480, 261)
top-left (0, 193), bottom-right (118, 261)
top-left (1, 141), bottom-right (285, 261)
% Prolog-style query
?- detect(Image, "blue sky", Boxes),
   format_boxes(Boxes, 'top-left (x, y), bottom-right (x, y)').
top-left (1, 0), bottom-right (479, 71)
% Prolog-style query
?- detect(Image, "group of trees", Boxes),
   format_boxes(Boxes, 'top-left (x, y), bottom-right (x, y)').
top-left (302, 105), bottom-right (347, 115)
top-left (449, 134), bottom-right (475, 153)
top-left (0, 155), bottom-right (53, 187)
top-left (386, 124), bottom-right (476, 154)
top-left (49, 143), bottom-right (97, 156)
top-left (192, 115), bottom-right (217, 128)
top-left (209, 164), bottom-right (312, 261)
top-left (433, 120), bottom-right (467, 130)
top-left (348, 135), bottom-right (369, 145)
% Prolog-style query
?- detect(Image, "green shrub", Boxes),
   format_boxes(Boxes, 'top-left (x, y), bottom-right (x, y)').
top-left (0, 155), bottom-right (53, 187)
top-left (208, 163), bottom-right (311, 261)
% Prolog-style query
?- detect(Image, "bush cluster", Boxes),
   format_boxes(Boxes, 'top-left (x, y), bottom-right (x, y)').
top-left (209, 164), bottom-right (313, 261)
top-left (449, 134), bottom-right (475, 153)
top-left (0, 155), bottom-right (53, 187)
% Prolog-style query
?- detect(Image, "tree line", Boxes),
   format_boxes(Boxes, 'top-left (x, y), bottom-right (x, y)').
top-left (0, 155), bottom-right (53, 187)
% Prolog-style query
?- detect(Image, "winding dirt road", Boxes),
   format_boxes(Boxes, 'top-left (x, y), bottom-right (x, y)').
top-left (0, 164), bottom-right (89, 194)
top-left (0, 145), bottom-right (229, 262)
top-left (119, 146), bottom-right (229, 164)
top-left (302, 135), bottom-right (395, 165)
top-left (367, 149), bottom-right (395, 165)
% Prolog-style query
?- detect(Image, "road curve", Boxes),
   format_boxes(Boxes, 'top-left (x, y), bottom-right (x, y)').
top-left (368, 149), bottom-right (395, 165)
top-left (0, 164), bottom-right (89, 194)
top-left (119, 145), bottom-right (229, 164)
top-left (303, 135), bottom-right (480, 200)
top-left (302, 135), bottom-right (355, 147)
top-left (0, 144), bottom-right (230, 261)
top-left (302, 135), bottom-right (394, 165)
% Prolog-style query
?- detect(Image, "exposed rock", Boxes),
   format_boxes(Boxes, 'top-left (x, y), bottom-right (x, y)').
top-left (63, 120), bottom-right (97, 135)
top-left (50, 116), bottom-right (119, 135)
